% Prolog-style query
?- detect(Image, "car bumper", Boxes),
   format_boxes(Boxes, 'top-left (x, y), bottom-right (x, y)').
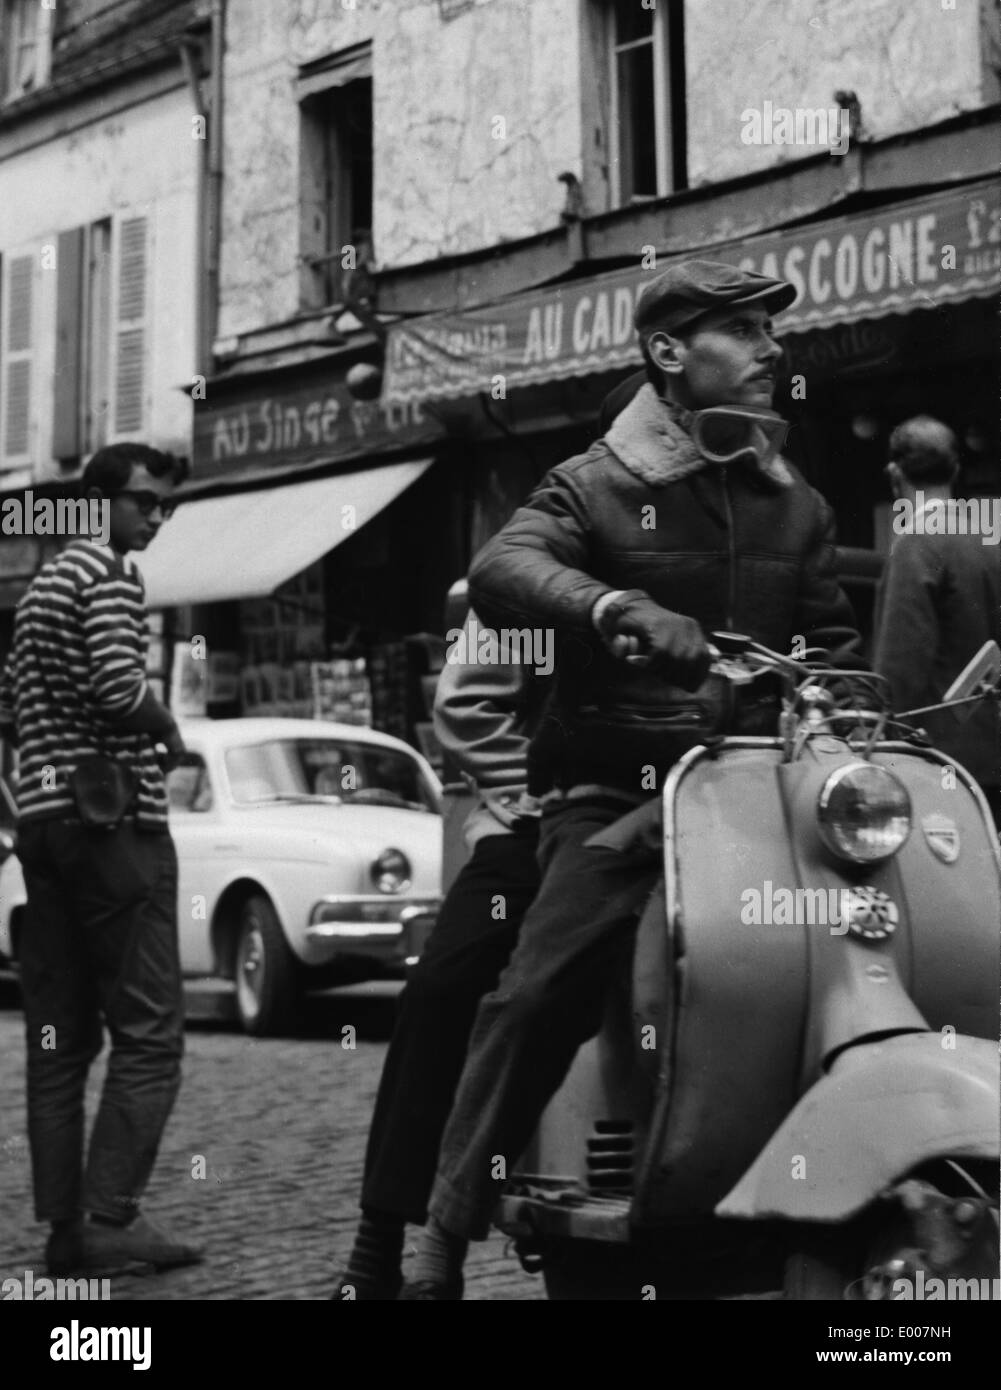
top-left (302, 895), bottom-right (440, 968)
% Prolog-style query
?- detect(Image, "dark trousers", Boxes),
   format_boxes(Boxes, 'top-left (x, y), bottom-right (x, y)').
top-left (361, 828), bottom-right (541, 1224)
top-left (17, 819), bottom-right (184, 1225)
top-left (428, 798), bottom-right (660, 1239)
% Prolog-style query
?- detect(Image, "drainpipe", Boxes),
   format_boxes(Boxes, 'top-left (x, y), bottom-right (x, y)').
top-left (179, 0), bottom-right (225, 377)
top-left (179, 37), bottom-right (207, 376)
top-left (206, 0), bottom-right (225, 368)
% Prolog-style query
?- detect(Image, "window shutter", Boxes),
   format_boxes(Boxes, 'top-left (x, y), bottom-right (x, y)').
top-left (8, 0), bottom-right (40, 98)
top-left (52, 227), bottom-right (85, 459)
top-left (113, 215), bottom-right (147, 435)
top-left (2, 253), bottom-right (35, 462)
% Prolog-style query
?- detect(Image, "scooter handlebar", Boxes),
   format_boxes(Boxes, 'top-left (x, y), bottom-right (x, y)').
top-left (707, 633), bottom-right (807, 680)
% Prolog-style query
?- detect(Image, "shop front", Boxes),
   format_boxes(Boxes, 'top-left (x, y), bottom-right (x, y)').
top-left (135, 353), bottom-right (456, 761)
top-left (381, 177), bottom-right (1000, 647)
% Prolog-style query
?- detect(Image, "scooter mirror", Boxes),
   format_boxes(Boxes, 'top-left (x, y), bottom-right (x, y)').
top-left (710, 631), bottom-right (752, 655)
top-left (941, 640), bottom-right (1001, 722)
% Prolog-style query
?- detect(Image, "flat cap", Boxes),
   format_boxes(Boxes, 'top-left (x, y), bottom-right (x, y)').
top-left (634, 258), bottom-right (797, 335)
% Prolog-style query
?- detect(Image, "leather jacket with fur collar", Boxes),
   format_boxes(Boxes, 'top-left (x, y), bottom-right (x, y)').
top-left (468, 385), bottom-right (864, 794)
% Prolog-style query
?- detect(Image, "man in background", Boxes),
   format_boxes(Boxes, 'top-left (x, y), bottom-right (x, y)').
top-left (0, 443), bottom-right (203, 1277)
top-left (874, 416), bottom-right (1000, 824)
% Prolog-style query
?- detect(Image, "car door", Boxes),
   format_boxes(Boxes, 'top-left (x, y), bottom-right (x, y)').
top-left (166, 746), bottom-right (226, 975)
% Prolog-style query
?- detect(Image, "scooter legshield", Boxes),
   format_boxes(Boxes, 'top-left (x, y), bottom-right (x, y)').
top-left (716, 1031), bottom-right (1000, 1222)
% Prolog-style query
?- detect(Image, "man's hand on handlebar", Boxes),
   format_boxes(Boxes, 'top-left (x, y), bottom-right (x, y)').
top-left (595, 591), bottom-right (712, 690)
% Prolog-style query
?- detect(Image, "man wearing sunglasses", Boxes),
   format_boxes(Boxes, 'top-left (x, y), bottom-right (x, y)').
top-left (402, 259), bottom-right (864, 1298)
top-left (0, 443), bottom-right (203, 1278)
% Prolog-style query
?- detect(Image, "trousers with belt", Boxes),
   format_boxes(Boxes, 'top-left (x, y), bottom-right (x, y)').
top-left (17, 817), bottom-right (184, 1224)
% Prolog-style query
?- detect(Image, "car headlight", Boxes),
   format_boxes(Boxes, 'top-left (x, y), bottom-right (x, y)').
top-left (370, 847), bottom-right (412, 894)
top-left (817, 762), bottom-right (911, 864)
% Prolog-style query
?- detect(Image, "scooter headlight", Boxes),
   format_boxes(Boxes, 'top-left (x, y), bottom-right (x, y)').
top-left (817, 762), bottom-right (911, 864)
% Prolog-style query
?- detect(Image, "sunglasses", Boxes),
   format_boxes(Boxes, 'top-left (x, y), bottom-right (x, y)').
top-left (111, 490), bottom-right (177, 520)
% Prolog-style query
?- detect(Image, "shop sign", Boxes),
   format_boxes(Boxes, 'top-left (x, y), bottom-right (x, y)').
top-left (383, 181), bottom-right (1000, 404)
top-left (193, 375), bottom-right (443, 481)
top-left (783, 320), bottom-right (898, 376)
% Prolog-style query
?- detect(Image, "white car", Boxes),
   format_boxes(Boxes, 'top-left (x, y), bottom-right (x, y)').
top-left (0, 718), bottom-right (442, 1035)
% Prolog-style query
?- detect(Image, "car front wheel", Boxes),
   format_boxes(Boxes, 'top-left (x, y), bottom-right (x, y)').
top-left (233, 893), bottom-right (300, 1036)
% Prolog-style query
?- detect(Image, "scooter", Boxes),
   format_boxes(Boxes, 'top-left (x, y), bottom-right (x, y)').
top-left (496, 636), bottom-right (1001, 1300)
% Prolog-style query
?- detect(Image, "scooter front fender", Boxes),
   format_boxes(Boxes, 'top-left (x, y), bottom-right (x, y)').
top-left (716, 1032), bottom-right (999, 1223)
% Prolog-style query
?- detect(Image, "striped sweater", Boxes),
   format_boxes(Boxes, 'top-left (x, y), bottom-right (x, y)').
top-left (0, 540), bottom-right (168, 829)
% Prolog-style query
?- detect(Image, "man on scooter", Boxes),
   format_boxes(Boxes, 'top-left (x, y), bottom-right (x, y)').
top-left (401, 259), bottom-right (867, 1299)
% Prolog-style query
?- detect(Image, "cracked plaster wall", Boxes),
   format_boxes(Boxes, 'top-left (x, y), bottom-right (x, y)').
top-left (219, 0), bottom-right (989, 340)
top-left (219, 0), bottom-right (583, 339)
top-left (686, 0), bottom-right (985, 186)
top-left (374, 0), bottom-right (581, 277)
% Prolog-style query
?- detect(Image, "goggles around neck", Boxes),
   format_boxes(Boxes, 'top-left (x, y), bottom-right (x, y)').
top-left (690, 406), bottom-right (790, 470)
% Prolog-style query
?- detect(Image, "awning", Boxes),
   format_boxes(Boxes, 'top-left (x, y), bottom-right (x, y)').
top-left (382, 179), bottom-right (1000, 405)
top-left (133, 458), bottom-right (432, 608)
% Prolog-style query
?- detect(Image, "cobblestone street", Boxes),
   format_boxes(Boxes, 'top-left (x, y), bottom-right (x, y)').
top-left (0, 979), bottom-right (544, 1302)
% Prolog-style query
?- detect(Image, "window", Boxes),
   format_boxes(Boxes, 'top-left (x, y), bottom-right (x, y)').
top-left (1, 0), bottom-right (52, 103)
top-left (86, 221), bottom-right (113, 450)
top-left (298, 44), bottom-right (373, 308)
top-left (52, 220), bottom-right (113, 462)
top-left (606, 0), bottom-right (686, 204)
top-left (0, 249), bottom-right (35, 467)
top-left (112, 215), bottom-right (149, 435)
top-left (51, 214), bottom-right (145, 463)
top-left (1, 213), bottom-right (147, 472)
top-left (224, 738), bottom-right (436, 813)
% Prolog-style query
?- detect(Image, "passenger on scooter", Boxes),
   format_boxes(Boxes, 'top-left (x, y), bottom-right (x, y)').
top-left (401, 258), bottom-right (866, 1299)
top-left (329, 614), bottom-right (543, 1300)
top-left (332, 381), bottom-right (646, 1300)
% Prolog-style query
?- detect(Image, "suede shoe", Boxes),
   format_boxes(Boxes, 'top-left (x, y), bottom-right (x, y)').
top-left (329, 1271), bottom-right (403, 1301)
top-left (71, 1216), bottom-right (204, 1276)
top-left (398, 1277), bottom-right (464, 1300)
top-left (47, 1219), bottom-right (150, 1279)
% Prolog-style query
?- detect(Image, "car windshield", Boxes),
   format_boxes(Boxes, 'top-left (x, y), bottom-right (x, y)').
top-left (224, 738), bottom-right (436, 812)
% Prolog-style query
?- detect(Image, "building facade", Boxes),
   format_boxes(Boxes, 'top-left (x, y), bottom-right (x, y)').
top-left (0, 0), bottom-right (208, 683)
top-left (2, 0), bottom-right (998, 741)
